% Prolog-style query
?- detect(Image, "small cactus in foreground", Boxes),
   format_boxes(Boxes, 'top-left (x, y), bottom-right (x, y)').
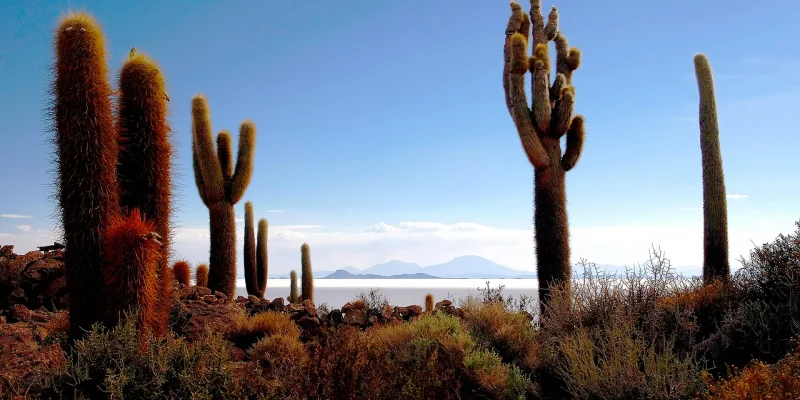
top-left (172, 261), bottom-right (191, 286)
top-left (196, 263), bottom-right (209, 287)
top-left (425, 293), bottom-right (434, 313)
top-left (191, 95), bottom-right (256, 299)
top-left (289, 270), bottom-right (299, 304)
top-left (243, 201), bottom-right (259, 296)
top-left (256, 218), bottom-right (268, 298)
top-left (301, 243), bottom-right (314, 303)
top-left (52, 11), bottom-right (121, 340)
top-left (102, 210), bottom-right (164, 344)
top-left (694, 54), bottom-right (730, 284)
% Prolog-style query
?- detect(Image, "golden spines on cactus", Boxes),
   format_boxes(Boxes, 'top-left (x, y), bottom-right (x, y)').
top-left (172, 260), bottom-right (191, 286)
top-left (694, 53), bottom-right (730, 284)
top-left (425, 293), bottom-right (434, 313)
top-left (196, 263), bottom-right (209, 288)
top-left (301, 243), bottom-right (314, 303)
top-left (256, 218), bottom-right (268, 298)
top-left (502, 1), bottom-right (585, 313)
top-left (52, 11), bottom-right (120, 341)
top-left (289, 270), bottom-right (299, 304)
top-left (243, 201), bottom-right (259, 296)
top-left (102, 210), bottom-right (163, 347)
top-left (191, 95), bottom-right (256, 298)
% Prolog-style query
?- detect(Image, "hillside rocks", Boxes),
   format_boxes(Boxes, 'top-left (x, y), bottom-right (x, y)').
top-left (0, 307), bottom-right (68, 392)
top-left (0, 246), bottom-right (68, 311)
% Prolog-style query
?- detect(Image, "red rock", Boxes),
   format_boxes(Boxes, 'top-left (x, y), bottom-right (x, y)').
top-left (0, 322), bottom-right (67, 390)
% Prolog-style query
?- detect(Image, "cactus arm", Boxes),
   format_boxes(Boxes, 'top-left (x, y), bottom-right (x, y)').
top-left (550, 74), bottom-right (566, 105)
top-left (228, 120), bottom-right (255, 204)
top-left (554, 32), bottom-right (581, 84)
top-left (504, 30), bottom-right (550, 169)
top-left (531, 44), bottom-right (552, 133)
top-left (550, 86), bottom-right (575, 137)
top-left (191, 95), bottom-right (225, 204)
top-left (217, 130), bottom-right (233, 180)
top-left (191, 135), bottom-right (210, 206)
top-left (561, 115), bottom-right (585, 171)
top-left (528, 0), bottom-right (548, 47)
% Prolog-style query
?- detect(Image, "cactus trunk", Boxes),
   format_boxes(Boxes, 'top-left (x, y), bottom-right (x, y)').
top-left (534, 137), bottom-right (570, 304)
top-left (694, 54), bottom-right (730, 284)
top-left (301, 243), bottom-right (314, 303)
top-left (289, 270), bottom-right (299, 304)
top-left (207, 202), bottom-right (237, 297)
top-left (52, 12), bottom-right (121, 340)
top-left (256, 218), bottom-right (268, 298)
top-left (243, 202), bottom-right (259, 296)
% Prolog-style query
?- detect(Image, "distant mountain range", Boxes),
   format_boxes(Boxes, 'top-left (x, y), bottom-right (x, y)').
top-left (253, 255), bottom-right (697, 280)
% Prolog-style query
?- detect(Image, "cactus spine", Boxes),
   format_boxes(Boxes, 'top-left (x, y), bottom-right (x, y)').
top-left (191, 95), bottom-right (255, 298)
top-left (694, 54), bottom-right (730, 284)
top-left (52, 12), bottom-right (121, 340)
top-left (301, 243), bottom-right (314, 303)
top-left (243, 201), bottom-right (259, 296)
top-left (289, 270), bottom-right (299, 304)
top-left (256, 218), bottom-right (268, 298)
top-left (117, 50), bottom-right (173, 335)
top-left (196, 263), bottom-right (209, 287)
top-left (502, 1), bottom-right (584, 311)
top-left (425, 293), bottom-right (434, 313)
top-left (102, 210), bottom-right (162, 348)
top-left (172, 261), bottom-right (191, 286)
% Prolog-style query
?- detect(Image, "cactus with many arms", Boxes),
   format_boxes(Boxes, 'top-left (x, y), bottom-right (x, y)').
top-left (243, 201), bottom-right (259, 296)
top-left (503, 1), bottom-right (585, 310)
top-left (256, 218), bottom-right (268, 297)
top-left (195, 263), bottom-right (209, 287)
top-left (117, 50), bottom-right (173, 334)
top-left (52, 11), bottom-right (121, 340)
top-left (102, 210), bottom-right (164, 346)
top-left (289, 270), bottom-right (299, 304)
top-left (191, 95), bottom-right (255, 298)
top-left (693, 54), bottom-right (730, 284)
top-left (301, 243), bottom-right (314, 303)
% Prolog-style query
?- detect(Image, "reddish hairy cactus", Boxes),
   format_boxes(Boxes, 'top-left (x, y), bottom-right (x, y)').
top-left (172, 260), bottom-right (191, 286)
top-left (52, 11), bottom-right (121, 340)
top-left (102, 210), bottom-right (163, 345)
top-left (196, 263), bottom-right (209, 287)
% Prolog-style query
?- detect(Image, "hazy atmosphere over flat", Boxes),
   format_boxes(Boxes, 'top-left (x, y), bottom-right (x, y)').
top-left (1, 0), bottom-right (799, 277)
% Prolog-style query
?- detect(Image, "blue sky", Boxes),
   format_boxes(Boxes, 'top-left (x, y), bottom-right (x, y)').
top-left (1, 0), bottom-right (799, 276)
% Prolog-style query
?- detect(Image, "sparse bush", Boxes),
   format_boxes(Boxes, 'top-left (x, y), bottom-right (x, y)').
top-left (702, 342), bottom-right (800, 399)
top-left (356, 287), bottom-right (390, 309)
top-left (226, 311), bottom-right (300, 351)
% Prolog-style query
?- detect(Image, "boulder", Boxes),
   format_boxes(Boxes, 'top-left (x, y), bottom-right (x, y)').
top-left (0, 322), bottom-right (67, 392)
top-left (178, 299), bottom-right (244, 342)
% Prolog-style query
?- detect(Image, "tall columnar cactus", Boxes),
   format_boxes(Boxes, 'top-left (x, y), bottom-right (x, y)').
top-left (289, 270), bottom-right (299, 304)
top-left (191, 95), bottom-right (256, 298)
top-left (694, 54), bottom-right (730, 284)
top-left (52, 12), bottom-right (121, 340)
top-left (256, 218), bottom-right (268, 298)
top-left (301, 243), bottom-right (314, 303)
top-left (172, 260), bottom-right (191, 286)
top-left (196, 263), bottom-right (209, 288)
top-left (503, 1), bottom-right (584, 310)
top-left (117, 50), bottom-right (173, 334)
top-left (243, 201), bottom-right (259, 296)
top-left (425, 293), bottom-right (434, 313)
top-left (102, 210), bottom-right (163, 346)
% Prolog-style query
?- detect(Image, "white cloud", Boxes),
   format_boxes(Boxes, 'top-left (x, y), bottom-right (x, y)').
top-left (727, 194), bottom-right (748, 199)
top-left (266, 209), bottom-right (286, 213)
top-left (15, 225), bottom-right (31, 233)
top-left (1, 214), bottom-right (33, 219)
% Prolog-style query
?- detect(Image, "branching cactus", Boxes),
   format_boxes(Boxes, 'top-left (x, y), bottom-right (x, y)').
top-left (196, 263), bottom-right (209, 288)
top-left (289, 270), bottom-right (299, 304)
top-left (102, 210), bottom-right (163, 346)
top-left (243, 201), bottom-right (259, 296)
top-left (117, 50), bottom-right (173, 334)
top-left (694, 54), bottom-right (730, 284)
top-left (503, 1), bottom-right (585, 311)
top-left (52, 12), bottom-right (121, 340)
top-left (256, 218), bottom-right (268, 298)
top-left (301, 243), bottom-right (314, 303)
top-left (191, 95), bottom-right (255, 298)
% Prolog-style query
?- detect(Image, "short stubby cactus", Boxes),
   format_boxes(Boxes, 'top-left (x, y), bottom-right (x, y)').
top-left (172, 260), bottom-right (191, 286)
top-left (425, 293), bottom-right (434, 313)
top-left (694, 54), bottom-right (730, 284)
top-left (191, 95), bottom-right (255, 298)
top-left (502, 1), bottom-right (585, 312)
top-left (196, 263), bottom-right (209, 288)
top-left (52, 11), bottom-right (121, 340)
top-left (289, 270), bottom-right (299, 304)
